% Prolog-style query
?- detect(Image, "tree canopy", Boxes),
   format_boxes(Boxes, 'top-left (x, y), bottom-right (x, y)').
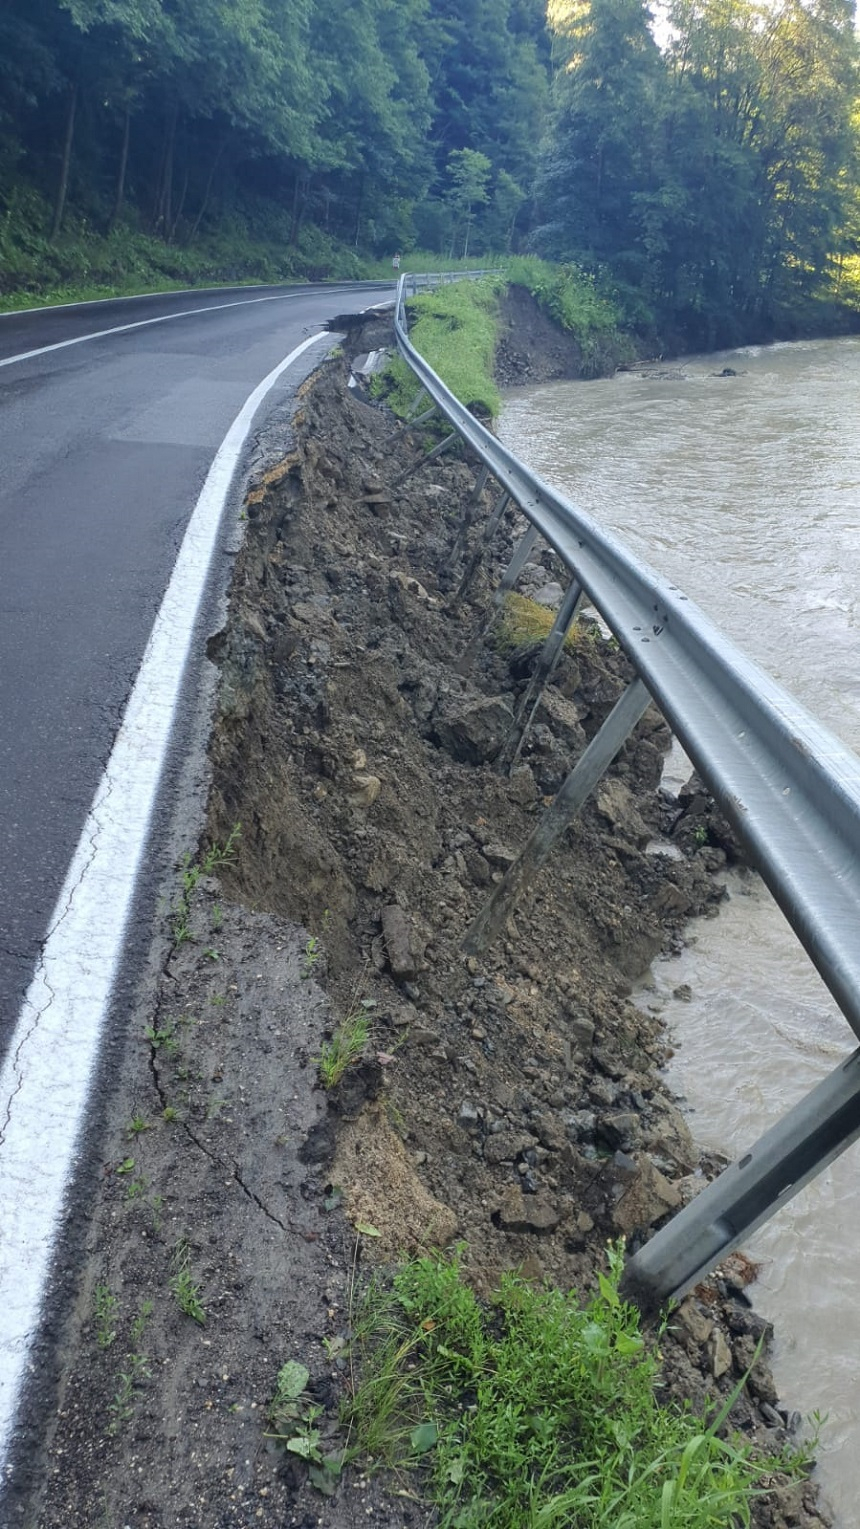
top-left (1, 0), bottom-right (859, 339)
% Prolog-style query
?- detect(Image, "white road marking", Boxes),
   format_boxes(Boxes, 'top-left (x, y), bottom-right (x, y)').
top-left (0, 327), bottom-right (331, 1475)
top-left (0, 291), bottom-right (317, 369)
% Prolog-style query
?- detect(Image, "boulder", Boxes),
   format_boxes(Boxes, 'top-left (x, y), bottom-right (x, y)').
top-left (433, 693), bottom-right (514, 764)
top-left (611, 1154), bottom-right (681, 1235)
top-left (595, 778), bottom-right (650, 847)
top-left (380, 905), bottom-right (424, 981)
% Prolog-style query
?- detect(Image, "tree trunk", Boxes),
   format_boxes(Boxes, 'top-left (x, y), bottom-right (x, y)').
top-left (169, 170), bottom-right (189, 243)
top-left (153, 104), bottom-right (178, 233)
top-left (108, 105), bottom-right (131, 233)
top-left (352, 175), bottom-right (364, 249)
top-left (50, 82), bottom-right (78, 241)
top-left (186, 141), bottom-right (225, 245)
top-left (289, 172), bottom-right (308, 246)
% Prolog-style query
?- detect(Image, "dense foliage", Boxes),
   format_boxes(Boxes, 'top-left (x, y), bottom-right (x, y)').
top-left (0, 0), bottom-right (547, 290)
top-left (1, 0), bottom-right (859, 340)
top-left (536, 0), bottom-right (860, 343)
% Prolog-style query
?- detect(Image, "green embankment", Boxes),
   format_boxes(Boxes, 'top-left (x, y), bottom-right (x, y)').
top-left (0, 191), bottom-right (372, 312)
top-left (375, 259), bottom-right (636, 421)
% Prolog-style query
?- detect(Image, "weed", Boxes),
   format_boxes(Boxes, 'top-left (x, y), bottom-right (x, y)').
top-left (212, 902), bottom-right (224, 931)
top-left (693, 824), bottom-right (709, 847)
top-left (210, 992), bottom-right (227, 1007)
top-left (302, 934), bottom-right (322, 978)
top-left (316, 1007), bottom-right (370, 1089)
top-left (268, 1360), bottom-right (344, 1495)
top-left (162, 1105), bottom-right (178, 1122)
top-left (170, 825), bottom-right (241, 948)
top-left (302, 909), bottom-right (330, 979)
top-left (146, 1022), bottom-right (179, 1055)
top-left (343, 1244), bottom-right (810, 1527)
top-left (170, 1240), bottom-right (206, 1324)
top-left (203, 946), bottom-right (221, 961)
top-left (205, 1094), bottom-right (227, 1120)
top-left (94, 1283), bottom-right (118, 1350)
top-left (106, 1300), bottom-right (153, 1436)
top-left (124, 1175), bottom-right (150, 1202)
top-left (127, 1112), bottom-right (152, 1137)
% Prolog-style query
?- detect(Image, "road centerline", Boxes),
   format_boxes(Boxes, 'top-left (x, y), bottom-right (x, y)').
top-left (0, 292), bottom-right (324, 370)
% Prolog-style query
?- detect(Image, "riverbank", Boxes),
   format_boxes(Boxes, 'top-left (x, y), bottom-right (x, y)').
top-left (5, 305), bottom-right (833, 1528)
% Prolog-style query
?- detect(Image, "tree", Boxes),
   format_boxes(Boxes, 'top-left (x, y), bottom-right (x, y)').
top-left (445, 147), bottom-right (492, 255)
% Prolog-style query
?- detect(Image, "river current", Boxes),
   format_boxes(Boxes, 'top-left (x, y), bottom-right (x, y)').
top-left (499, 337), bottom-right (860, 1523)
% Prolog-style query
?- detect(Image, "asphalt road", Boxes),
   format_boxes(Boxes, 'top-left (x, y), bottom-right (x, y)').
top-left (0, 279), bottom-right (391, 1044)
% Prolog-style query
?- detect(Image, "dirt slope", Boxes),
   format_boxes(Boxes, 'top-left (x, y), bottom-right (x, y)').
top-left (9, 309), bottom-right (830, 1529)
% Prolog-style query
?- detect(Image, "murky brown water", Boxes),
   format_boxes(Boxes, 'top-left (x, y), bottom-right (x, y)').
top-left (500, 338), bottom-right (860, 1523)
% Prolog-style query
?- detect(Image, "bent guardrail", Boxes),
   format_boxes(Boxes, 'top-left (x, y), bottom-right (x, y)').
top-left (391, 272), bottom-right (860, 1309)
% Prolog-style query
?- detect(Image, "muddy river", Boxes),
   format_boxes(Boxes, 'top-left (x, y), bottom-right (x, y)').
top-left (499, 336), bottom-right (860, 1523)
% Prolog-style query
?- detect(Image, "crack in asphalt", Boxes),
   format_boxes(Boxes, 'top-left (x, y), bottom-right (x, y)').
top-left (0, 771), bottom-right (115, 1149)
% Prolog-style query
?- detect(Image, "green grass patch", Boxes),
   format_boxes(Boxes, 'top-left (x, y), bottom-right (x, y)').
top-left (503, 255), bottom-right (639, 376)
top-left (492, 592), bottom-right (597, 656)
top-left (374, 275), bottom-right (504, 419)
top-left (0, 188), bottom-right (372, 310)
top-left (344, 1246), bottom-right (808, 1528)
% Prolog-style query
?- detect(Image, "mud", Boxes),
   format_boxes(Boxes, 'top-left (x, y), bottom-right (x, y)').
top-left (10, 304), bottom-right (830, 1529)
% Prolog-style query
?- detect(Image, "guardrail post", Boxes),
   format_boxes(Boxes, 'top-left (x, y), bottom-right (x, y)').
top-left (621, 1046), bottom-right (860, 1315)
top-left (449, 465), bottom-right (492, 567)
top-left (463, 678), bottom-right (651, 953)
top-left (499, 578), bottom-right (584, 771)
top-left (449, 489), bottom-right (511, 608)
top-left (389, 404), bottom-right (439, 444)
top-left (392, 430), bottom-right (458, 488)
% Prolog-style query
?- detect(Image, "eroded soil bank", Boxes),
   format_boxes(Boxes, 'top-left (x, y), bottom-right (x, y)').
top-left (10, 302), bottom-right (831, 1529)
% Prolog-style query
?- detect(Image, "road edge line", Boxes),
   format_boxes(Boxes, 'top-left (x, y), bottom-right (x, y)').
top-left (0, 327), bottom-right (332, 1476)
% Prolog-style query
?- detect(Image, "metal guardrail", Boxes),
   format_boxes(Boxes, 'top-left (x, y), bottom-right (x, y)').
top-left (392, 272), bottom-right (860, 1310)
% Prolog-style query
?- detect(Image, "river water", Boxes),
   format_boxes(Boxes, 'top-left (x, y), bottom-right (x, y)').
top-left (499, 337), bottom-right (860, 1523)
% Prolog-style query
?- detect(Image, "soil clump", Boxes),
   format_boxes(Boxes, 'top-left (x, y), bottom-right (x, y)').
top-left (13, 308), bottom-right (830, 1529)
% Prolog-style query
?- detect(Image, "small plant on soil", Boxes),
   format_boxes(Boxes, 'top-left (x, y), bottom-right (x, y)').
top-left (170, 824), bottom-right (241, 948)
top-left (126, 1111), bottom-right (152, 1136)
top-left (145, 1021), bottom-right (179, 1055)
top-left (302, 934), bottom-right (322, 978)
top-left (342, 1244), bottom-right (809, 1528)
top-left (268, 1360), bottom-right (344, 1496)
top-left (170, 1240), bottom-right (206, 1324)
top-left (106, 1300), bottom-right (153, 1436)
top-left (302, 909), bottom-right (330, 979)
top-left (93, 1283), bottom-right (118, 1350)
top-left (316, 1003), bottom-right (371, 1089)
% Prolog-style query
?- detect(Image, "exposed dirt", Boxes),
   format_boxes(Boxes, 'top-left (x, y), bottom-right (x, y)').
top-left (10, 304), bottom-right (832, 1529)
top-left (495, 285), bottom-right (638, 384)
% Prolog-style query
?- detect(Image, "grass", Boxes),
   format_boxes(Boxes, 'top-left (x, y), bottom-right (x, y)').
top-left (492, 592), bottom-right (602, 657)
top-left (0, 188), bottom-right (372, 310)
top-left (374, 275), bottom-right (504, 419)
top-left (316, 1004), bottom-right (372, 1089)
top-left (502, 255), bottom-right (638, 376)
top-left (342, 1245), bottom-right (808, 1528)
top-left (170, 824), bottom-right (241, 948)
top-left (93, 1283), bottom-right (119, 1350)
top-left (170, 1240), bottom-right (207, 1324)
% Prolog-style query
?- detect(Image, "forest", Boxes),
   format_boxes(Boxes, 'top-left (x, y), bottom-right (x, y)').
top-left (0, 0), bottom-right (858, 344)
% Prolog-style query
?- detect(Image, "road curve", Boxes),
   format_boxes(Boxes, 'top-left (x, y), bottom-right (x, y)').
top-left (0, 280), bottom-right (391, 1036)
top-left (0, 279), bottom-right (395, 1477)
